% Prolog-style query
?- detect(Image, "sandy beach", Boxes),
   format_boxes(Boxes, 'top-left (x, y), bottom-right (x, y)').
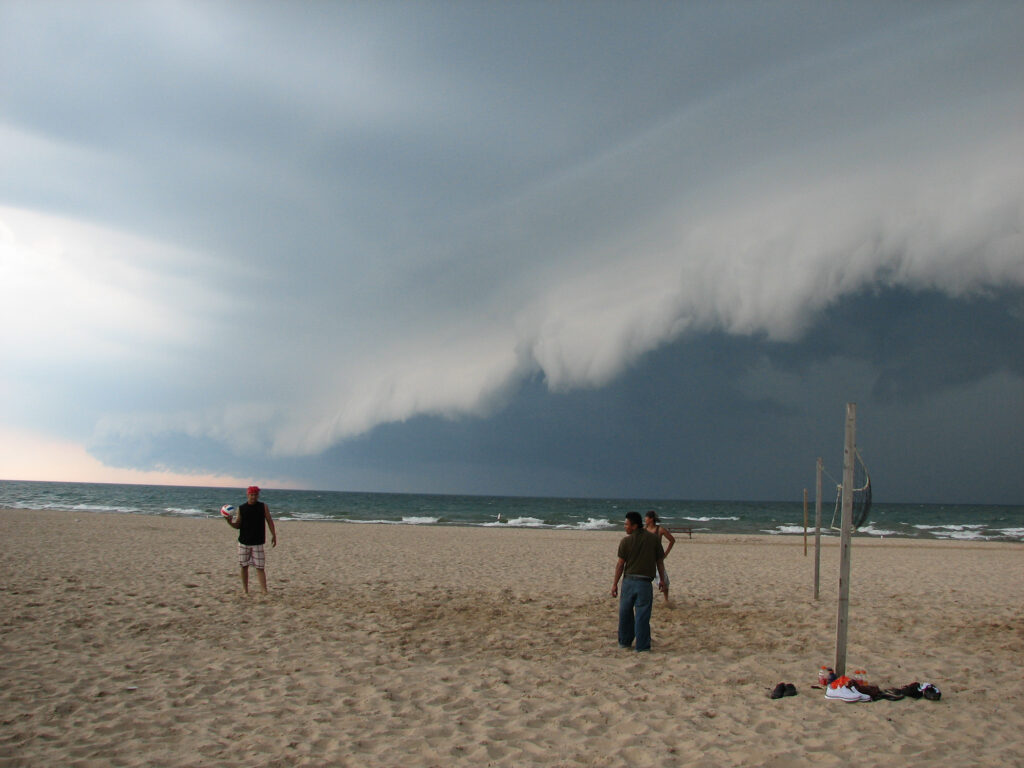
top-left (1, 508), bottom-right (1021, 767)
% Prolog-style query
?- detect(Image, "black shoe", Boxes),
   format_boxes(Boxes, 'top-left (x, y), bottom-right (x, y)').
top-left (896, 682), bottom-right (923, 699)
top-left (784, 683), bottom-right (798, 697)
top-left (770, 683), bottom-right (787, 699)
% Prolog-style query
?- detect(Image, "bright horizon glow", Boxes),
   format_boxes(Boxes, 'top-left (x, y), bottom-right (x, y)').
top-left (0, 426), bottom-right (295, 489)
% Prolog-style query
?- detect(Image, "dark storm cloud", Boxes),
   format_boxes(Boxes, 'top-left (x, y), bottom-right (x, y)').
top-left (298, 289), bottom-right (1023, 503)
top-left (1, 2), bottom-right (1022, 501)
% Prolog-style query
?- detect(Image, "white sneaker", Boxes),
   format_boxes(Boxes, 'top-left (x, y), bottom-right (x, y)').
top-left (850, 684), bottom-right (872, 702)
top-left (825, 684), bottom-right (870, 702)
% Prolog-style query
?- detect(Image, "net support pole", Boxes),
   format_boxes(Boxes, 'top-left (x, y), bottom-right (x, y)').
top-left (834, 403), bottom-right (856, 676)
top-left (814, 457), bottom-right (822, 600)
top-left (803, 489), bottom-right (808, 556)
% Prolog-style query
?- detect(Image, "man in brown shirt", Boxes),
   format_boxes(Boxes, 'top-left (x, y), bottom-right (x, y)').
top-left (611, 511), bottom-right (667, 651)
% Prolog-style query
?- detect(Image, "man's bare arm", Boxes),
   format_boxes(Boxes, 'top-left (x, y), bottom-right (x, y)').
top-left (264, 505), bottom-right (277, 547)
top-left (611, 558), bottom-right (625, 597)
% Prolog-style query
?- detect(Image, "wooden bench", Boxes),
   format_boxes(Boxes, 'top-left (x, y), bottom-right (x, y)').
top-left (670, 526), bottom-right (693, 539)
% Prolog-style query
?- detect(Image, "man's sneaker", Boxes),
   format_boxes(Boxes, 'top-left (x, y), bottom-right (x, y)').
top-left (825, 683), bottom-right (871, 702)
top-left (851, 685), bottom-right (872, 702)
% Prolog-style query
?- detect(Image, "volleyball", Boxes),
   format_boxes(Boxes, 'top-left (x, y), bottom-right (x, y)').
top-left (220, 504), bottom-right (237, 519)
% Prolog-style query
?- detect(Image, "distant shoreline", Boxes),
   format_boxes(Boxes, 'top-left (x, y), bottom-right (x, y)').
top-left (4, 507), bottom-right (1021, 551)
top-left (2, 478), bottom-right (1021, 541)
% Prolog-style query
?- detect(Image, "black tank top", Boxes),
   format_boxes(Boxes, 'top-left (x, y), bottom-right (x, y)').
top-left (238, 502), bottom-right (266, 546)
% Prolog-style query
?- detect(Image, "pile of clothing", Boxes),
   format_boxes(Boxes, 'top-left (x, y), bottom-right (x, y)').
top-left (825, 675), bottom-right (942, 703)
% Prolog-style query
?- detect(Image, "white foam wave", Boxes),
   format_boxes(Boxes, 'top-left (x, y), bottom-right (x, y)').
top-left (683, 516), bottom-right (739, 522)
top-left (345, 518), bottom-right (396, 524)
top-left (402, 516), bottom-right (440, 525)
top-left (913, 523), bottom-right (991, 540)
top-left (925, 528), bottom-right (987, 540)
top-left (550, 518), bottom-right (616, 531)
top-left (282, 512), bottom-right (332, 521)
top-left (70, 503), bottom-right (140, 514)
top-left (502, 516), bottom-right (546, 527)
top-left (166, 507), bottom-right (204, 516)
top-left (576, 517), bottom-right (615, 530)
top-left (934, 529), bottom-right (989, 541)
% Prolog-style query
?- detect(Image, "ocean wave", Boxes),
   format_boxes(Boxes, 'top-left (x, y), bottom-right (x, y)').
top-left (550, 518), bottom-right (615, 531)
top-left (502, 516), bottom-right (546, 527)
top-left (930, 529), bottom-right (989, 541)
top-left (763, 525), bottom-right (847, 536)
top-left (575, 517), bottom-right (615, 530)
top-left (480, 516), bottom-right (615, 530)
top-left (345, 518), bottom-right (415, 525)
top-left (166, 507), bottom-right (205, 516)
top-left (859, 524), bottom-right (900, 537)
top-left (69, 503), bottom-right (140, 514)
top-left (683, 516), bottom-right (740, 522)
top-left (913, 523), bottom-right (992, 540)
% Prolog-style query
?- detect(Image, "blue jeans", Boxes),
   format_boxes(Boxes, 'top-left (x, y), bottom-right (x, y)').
top-left (618, 577), bottom-right (653, 651)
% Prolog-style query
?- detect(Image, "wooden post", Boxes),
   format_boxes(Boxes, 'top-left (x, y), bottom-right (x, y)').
top-left (834, 403), bottom-right (856, 677)
top-left (803, 489), bottom-right (808, 556)
top-left (814, 457), bottom-right (822, 600)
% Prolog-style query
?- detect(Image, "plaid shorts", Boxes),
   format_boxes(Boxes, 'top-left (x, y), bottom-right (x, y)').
top-left (238, 543), bottom-right (266, 569)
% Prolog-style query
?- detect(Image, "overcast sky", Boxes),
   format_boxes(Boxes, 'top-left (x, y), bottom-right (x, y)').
top-left (1, 1), bottom-right (1022, 503)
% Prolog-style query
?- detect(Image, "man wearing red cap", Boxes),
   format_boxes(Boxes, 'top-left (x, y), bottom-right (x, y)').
top-left (224, 485), bottom-right (277, 594)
